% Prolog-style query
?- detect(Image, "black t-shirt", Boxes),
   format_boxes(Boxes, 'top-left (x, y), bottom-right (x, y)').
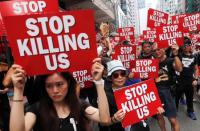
top-left (26, 100), bottom-right (90, 131)
top-left (99, 80), bottom-right (124, 131)
top-left (156, 58), bottom-right (175, 89)
top-left (179, 53), bottom-right (197, 80)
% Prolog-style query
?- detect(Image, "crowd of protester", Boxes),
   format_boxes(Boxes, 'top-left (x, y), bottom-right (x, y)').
top-left (0, 22), bottom-right (200, 131)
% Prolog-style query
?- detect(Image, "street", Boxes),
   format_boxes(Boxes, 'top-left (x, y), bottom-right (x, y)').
top-left (150, 94), bottom-right (200, 131)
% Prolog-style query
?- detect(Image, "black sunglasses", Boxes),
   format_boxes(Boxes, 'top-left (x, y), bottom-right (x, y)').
top-left (112, 70), bottom-right (126, 79)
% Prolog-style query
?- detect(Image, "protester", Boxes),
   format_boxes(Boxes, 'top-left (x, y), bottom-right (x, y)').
top-left (9, 58), bottom-right (110, 131)
top-left (138, 41), bottom-right (155, 59)
top-left (99, 60), bottom-right (164, 131)
top-left (0, 62), bottom-right (10, 131)
top-left (175, 37), bottom-right (199, 120)
top-left (154, 44), bottom-right (182, 131)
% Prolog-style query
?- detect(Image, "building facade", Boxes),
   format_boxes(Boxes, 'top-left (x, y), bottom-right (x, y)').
top-left (185, 0), bottom-right (200, 13)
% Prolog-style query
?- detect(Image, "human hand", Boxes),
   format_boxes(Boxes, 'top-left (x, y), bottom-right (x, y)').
top-left (157, 106), bottom-right (165, 114)
top-left (11, 64), bottom-right (26, 91)
top-left (192, 79), bottom-right (198, 87)
top-left (91, 58), bottom-right (104, 81)
top-left (113, 109), bottom-right (125, 122)
top-left (171, 44), bottom-right (179, 56)
top-left (0, 88), bottom-right (8, 94)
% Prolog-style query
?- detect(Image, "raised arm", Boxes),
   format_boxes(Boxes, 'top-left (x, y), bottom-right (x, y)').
top-left (171, 44), bottom-right (182, 72)
top-left (10, 64), bottom-right (36, 131)
top-left (85, 58), bottom-right (110, 124)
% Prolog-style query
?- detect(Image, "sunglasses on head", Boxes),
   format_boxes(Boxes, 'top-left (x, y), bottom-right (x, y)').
top-left (112, 70), bottom-right (126, 79)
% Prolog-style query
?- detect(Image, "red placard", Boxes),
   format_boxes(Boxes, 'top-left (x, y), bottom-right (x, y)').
top-left (147, 8), bottom-right (168, 28)
top-left (171, 14), bottom-right (187, 24)
top-left (114, 79), bottom-right (162, 127)
top-left (191, 33), bottom-right (200, 46)
top-left (3, 10), bottom-right (97, 79)
top-left (117, 27), bottom-right (135, 43)
top-left (0, 14), bottom-right (3, 36)
top-left (156, 24), bottom-right (184, 48)
top-left (112, 45), bottom-right (136, 70)
top-left (179, 13), bottom-right (200, 33)
top-left (143, 29), bottom-right (157, 43)
top-left (132, 59), bottom-right (159, 79)
top-left (0, 0), bottom-right (59, 16)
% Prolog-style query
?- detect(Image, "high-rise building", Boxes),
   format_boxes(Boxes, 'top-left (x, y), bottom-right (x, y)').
top-left (129, 0), bottom-right (140, 35)
top-left (185, 0), bottom-right (200, 13)
top-left (138, 0), bottom-right (145, 9)
top-left (120, 0), bottom-right (140, 35)
top-left (158, 0), bottom-right (177, 16)
top-left (176, 0), bottom-right (185, 14)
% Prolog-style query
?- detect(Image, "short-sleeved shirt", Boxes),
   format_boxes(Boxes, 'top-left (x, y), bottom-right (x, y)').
top-left (179, 53), bottom-right (197, 81)
top-left (26, 100), bottom-right (90, 131)
top-left (156, 58), bottom-right (175, 89)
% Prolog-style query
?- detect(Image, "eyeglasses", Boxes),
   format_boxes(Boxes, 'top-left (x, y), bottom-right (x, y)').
top-left (112, 70), bottom-right (126, 79)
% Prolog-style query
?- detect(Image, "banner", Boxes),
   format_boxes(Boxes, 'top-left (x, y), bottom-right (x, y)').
top-left (132, 59), bottom-right (159, 79)
top-left (117, 27), bottom-right (135, 43)
top-left (156, 24), bottom-right (184, 48)
top-left (179, 13), bottom-right (200, 33)
top-left (0, 0), bottom-right (59, 16)
top-left (114, 79), bottom-right (162, 127)
top-left (143, 30), bottom-right (157, 43)
top-left (112, 45), bottom-right (136, 70)
top-left (171, 14), bottom-right (187, 24)
top-left (147, 8), bottom-right (168, 28)
top-left (3, 10), bottom-right (97, 80)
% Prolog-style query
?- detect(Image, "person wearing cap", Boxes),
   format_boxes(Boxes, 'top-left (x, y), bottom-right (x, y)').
top-left (175, 37), bottom-right (199, 120)
top-left (154, 43), bottom-right (182, 131)
top-left (99, 60), bottom-right (164, 131)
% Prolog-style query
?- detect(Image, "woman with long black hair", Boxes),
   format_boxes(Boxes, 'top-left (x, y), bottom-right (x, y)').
top-left (9, 58), bottom-right (110, 131)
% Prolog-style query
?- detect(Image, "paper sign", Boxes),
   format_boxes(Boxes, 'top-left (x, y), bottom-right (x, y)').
top-left (112, 45), bottom-right (136, 70)
top-left (114, 79), bottom-right (162, 127)
top-left (0, 0), bottom-right (59, 16)
top-left (179, 13), bottom-right (200, 33)
top-left (132, 59), bottom-right (159, 79)
top-left (143, 30), bottom-right (157, 43)
top-left (147, 8), bottom-right (168, 28)
top-left (117, 27), bottom-right (135, 43)
top-left (156, 24), bottom-right (184, 48)
top-left (3, 10), bottom-right (97, 78)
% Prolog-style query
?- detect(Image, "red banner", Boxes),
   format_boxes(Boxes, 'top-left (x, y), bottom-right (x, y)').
top-left (114, 79), bottom-right (162, 127)
top-left (179, 13), bottom-right (200, 33)
top-left (112, 45), bottom-right (136, 70)
top-left (143, 30), bottom-right (157, 43)
top-left (156, 24), bottom-right (184, 48)
top-left (147, 8), bottom-right (168, 28)
top-left (117, 27), bottom-right (135, 43)
top-left (0, 0), bottom-right (59, 16)
top-left (3, 10), bottom-right (97, 80)
top-left (132, 59), bottom-right (159, 79)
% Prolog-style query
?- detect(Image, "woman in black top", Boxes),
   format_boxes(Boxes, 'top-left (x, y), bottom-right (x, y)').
top-left (9, 58), bottom-right (110, 131)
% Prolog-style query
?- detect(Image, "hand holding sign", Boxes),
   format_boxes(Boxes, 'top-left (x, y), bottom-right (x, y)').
top-left (91, 58), bottom-right (104, 81)
top-left (111, 109), bottom-right (126, 124)
top-left (156, 106), bottom-right (165, 114)
top-left (11, 64), bottom-right (27, 91)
